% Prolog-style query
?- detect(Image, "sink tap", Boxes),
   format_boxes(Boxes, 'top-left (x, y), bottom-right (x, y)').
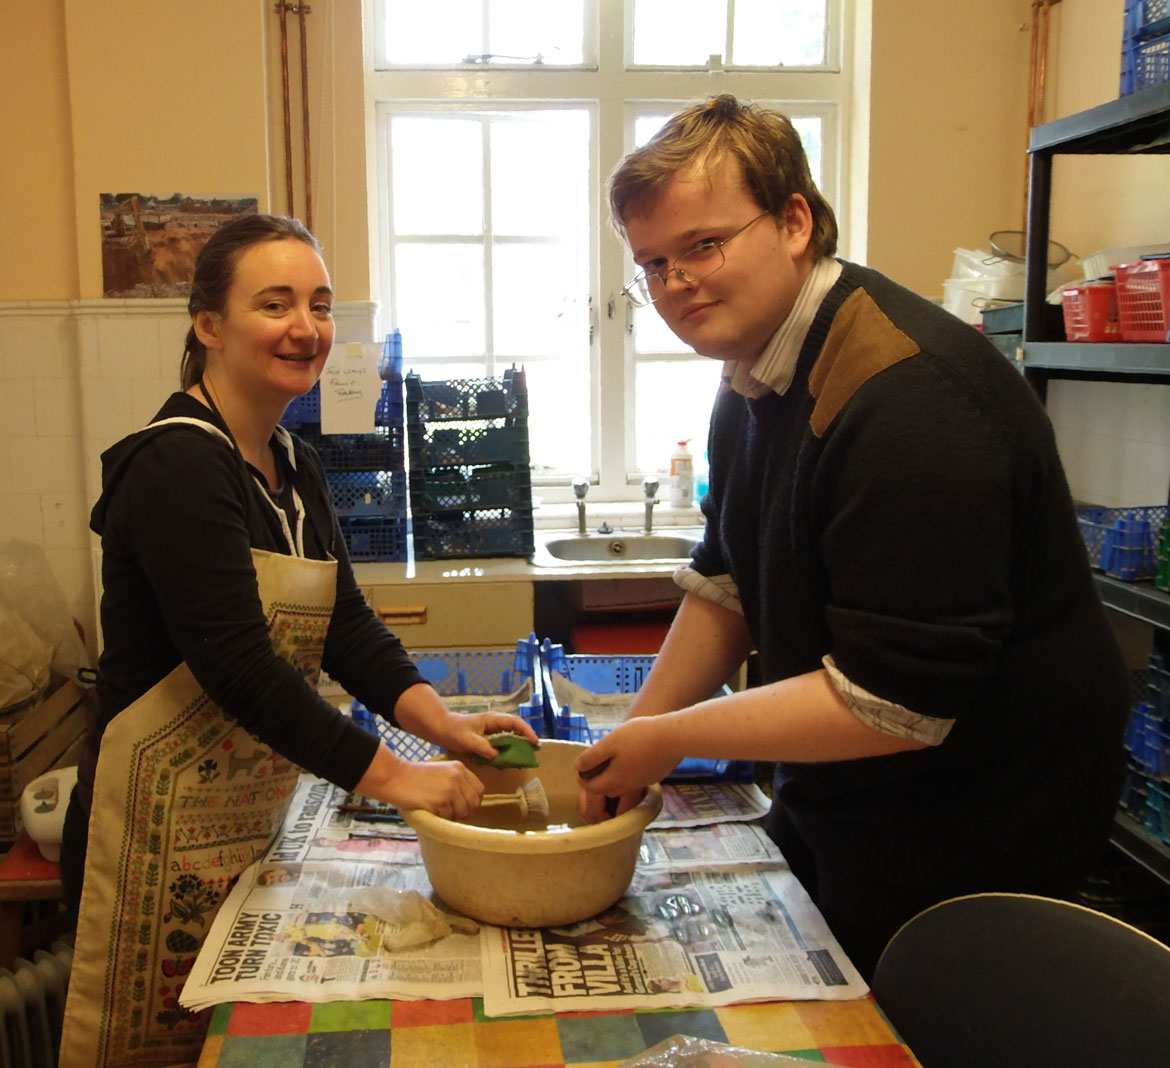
top-left (642, 476), bottom-right (660, 534)
top-left (572, 477), bottom-right (590, 536)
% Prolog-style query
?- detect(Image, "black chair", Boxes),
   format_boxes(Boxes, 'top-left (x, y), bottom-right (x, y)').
top-left (871, 892), bottom-right (1170, 1068)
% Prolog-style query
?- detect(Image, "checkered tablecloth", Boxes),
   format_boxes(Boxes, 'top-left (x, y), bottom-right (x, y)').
top-left (196, 994), bottom-right (919, 1067)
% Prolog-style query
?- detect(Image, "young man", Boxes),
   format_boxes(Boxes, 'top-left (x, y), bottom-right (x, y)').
top-left (575, 95), bottom-right (1131, 979)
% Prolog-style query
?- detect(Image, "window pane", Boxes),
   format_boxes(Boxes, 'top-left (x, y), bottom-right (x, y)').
top-left (383, 1), bottom-right (482, 65)
top-left (634, 359), bottom-right (724, 476)
top-left (633, 0), bottom-right (725, 66)
top-left (493, 242), bottom-right (587, 358)
top-left (391, 118), bottom-right (483, 234)
top-left (387, 107), bottom-right (592, 477)
top-left (633, 0), bottom-right (829, 67)
top-left (793, 116), bottom-right (822, 187)
top-left (488, 0), bottom-right (585, 64)
top-left (382, 0), bottom-right (584, 66)
top-left (526, 362), bottom-right (591, 476)
top-left (491, 111), bottom-right (589, 236)
top-left (633, 303), bottom-right (691, 355)
top-left (394, 243), bottom-right (484, 359)
top-left (732, 0), bottom-right (826, 66)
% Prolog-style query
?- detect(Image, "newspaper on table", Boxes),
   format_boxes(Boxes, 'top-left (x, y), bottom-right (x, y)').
top-left (657, 780), bottom-right (770, 827)
top-left (180, 775), bottom-right (867, 1015)
top-left (481, 864), bottom-right (866, 1017)
top-left (180, 777), bottom-right (481, 1009)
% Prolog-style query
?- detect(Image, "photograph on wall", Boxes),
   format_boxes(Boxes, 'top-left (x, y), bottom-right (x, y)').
top-left (99, 193), bottom-right (259, 298)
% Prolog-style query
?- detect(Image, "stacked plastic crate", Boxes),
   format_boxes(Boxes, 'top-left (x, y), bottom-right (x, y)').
top-left (1121, 1), bottom-right (1170, 96)
top-left (1123, 651), bottom-right (1170, 845)
top-left (280, 333), bottom-right (409, 562)
top-left (405, 368), bottom-right (534, 560)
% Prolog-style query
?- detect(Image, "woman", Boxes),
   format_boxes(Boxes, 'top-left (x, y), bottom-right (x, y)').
top-left (59, 214), bottom-right (535, 1067)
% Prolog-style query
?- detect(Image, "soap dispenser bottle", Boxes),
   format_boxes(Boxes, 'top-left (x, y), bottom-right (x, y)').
top-left (669, 440), bottom-right (693, 507)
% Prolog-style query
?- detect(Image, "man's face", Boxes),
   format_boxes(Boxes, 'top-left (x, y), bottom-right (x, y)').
top-left (624, 162), bottom-right (814, 366)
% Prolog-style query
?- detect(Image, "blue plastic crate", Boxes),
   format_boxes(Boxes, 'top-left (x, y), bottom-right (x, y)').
top-left (327, 469), bottom-right (407, 517)
top-left (281, 377), bottom-right (404, 433)
top-left (350, 636), bottom-right (548, 761)
top-left (1120, 765), bottom-right (1149, 823)
top-left (538, 639), bottom-right (754, 783)
top-left (407, 422), bottom-right (531, 468)
top-left (337, 513), bottom-right (409, 562)
top-left (1121, 30), bottom-right (1170, 95)
top-left (405, 368), bottom-right (528, 423)
top-left (1077, 505), bottom-right (1167, 581)
top-left (1124, 701), bottom-right (1167, 777)
top-left (411, 507), bottom-right (535, 561)
top-left (1127, 0), bottom-right (1170, 41)
top-left (300, 425), bottom-right (405, 473)
top-left (409, 463), bottom-right (531, 512)
top-left (1144, 780), bottom-right (1170, 845)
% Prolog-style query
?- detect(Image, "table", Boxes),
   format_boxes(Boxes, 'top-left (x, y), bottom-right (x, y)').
top-left (195, 994), bottom-right (919, 1067)
top-left (0, 833), bottom-right (67, 969)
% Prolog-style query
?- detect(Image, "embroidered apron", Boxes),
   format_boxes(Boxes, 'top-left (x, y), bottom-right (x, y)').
top-left (59, 548), bottom-right (337, 1068)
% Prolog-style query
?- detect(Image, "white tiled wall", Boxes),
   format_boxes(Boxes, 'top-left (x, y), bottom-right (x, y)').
top-left (0, 303), bottom-right (96, 651)
top-left (1046, 379), bottom-right (1170, 507)
top-left (0, 299), bottom-right (379, 663)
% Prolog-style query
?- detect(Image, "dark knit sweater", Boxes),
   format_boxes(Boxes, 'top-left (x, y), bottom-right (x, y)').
top-left (692, 262), bottom-right (1130, 884)
top-left (80, 392), bottom-right (424, 811)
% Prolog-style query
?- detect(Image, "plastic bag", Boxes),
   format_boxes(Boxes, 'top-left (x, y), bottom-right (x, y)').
top-left (617, 1035), bottom-right (848, 1068)
top-left (0, 602), bottom-right (53, 708)
top-left (346, 887), bottom-right (478, 951)
top-left (0, 540), bottom-right (89, 684)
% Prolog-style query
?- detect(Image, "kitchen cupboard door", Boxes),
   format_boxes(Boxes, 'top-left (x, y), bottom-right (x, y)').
top-left (365, 581), bottom-right (534, 649)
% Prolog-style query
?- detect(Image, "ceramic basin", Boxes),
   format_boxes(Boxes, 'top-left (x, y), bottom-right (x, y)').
top-left (530, 528), bottom-right (702, 567)
top-left (402, 740), bottom-right (662, 927)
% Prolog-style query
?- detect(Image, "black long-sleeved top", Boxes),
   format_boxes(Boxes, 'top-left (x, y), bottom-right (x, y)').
top-left (79, 392), bottom-right (424, 815)
top-left (693, 262), bottom-right (1130, 884)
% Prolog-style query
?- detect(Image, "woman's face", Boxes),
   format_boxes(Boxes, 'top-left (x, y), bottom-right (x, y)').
top-left (198, 238), bottom-right (334, 405)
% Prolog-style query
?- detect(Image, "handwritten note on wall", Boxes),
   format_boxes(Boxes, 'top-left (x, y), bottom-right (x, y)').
top-left (320, 342), bottom-right (381, 434)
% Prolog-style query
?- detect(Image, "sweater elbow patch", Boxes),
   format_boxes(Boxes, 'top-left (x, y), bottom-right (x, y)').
top-left (674, 566), bottom-right (743, 616)
top-left (822, 654), bottom-right (953, 746)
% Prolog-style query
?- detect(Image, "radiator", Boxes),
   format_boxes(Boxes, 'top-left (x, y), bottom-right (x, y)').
top-left (0, 940), bottom-right (73, 1068)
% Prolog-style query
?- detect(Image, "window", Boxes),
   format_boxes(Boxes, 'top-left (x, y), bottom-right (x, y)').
top-left (367, 0), bottom-right (849, 501)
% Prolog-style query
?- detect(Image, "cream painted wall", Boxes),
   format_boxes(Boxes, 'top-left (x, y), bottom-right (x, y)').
top-left (866, 0), bottom-right (1033, 296)
top-left (1, 2), bottom-right (78, 300)
top-left (62, 0), bottom-right (273, 300)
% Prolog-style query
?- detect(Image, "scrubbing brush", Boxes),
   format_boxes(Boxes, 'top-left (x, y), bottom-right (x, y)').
top-left (479, 778), bottom-right (550, 819)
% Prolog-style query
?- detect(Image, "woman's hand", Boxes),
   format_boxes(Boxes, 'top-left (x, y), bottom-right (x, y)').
top-left (430, 709), bottom-right (541, 763)
top-left (384, 759), bottom-right (485, 820)
top-left (393, 683), bottom-right (540, 762)
top-left (354, 745), bottom-right (485, 821)
top-left (574, 714), bottom-right (681, 822)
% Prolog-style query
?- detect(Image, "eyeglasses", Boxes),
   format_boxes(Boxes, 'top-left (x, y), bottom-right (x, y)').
top-left (621, 211), bottom-right (772, 307)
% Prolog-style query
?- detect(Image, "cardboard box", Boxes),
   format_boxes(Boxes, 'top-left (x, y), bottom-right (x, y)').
top-left (0, 679), bottom-right (92, 839)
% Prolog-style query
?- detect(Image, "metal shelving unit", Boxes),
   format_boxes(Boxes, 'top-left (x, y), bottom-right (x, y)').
top-left (1021, 83), bottom-right (1170, 886)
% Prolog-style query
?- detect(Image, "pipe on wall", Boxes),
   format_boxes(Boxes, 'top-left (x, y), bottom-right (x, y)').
top-left (274, 2), bottom-right (312, 230)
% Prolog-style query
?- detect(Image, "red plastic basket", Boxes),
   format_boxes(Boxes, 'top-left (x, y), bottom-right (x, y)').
top-left (1061, 283), bottom-right (1120, 341)
top-left (1115, 259), bottom-right (1170, 341)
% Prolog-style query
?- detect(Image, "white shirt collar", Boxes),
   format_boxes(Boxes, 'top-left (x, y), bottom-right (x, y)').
top-left (723, 257), bottom-right (844, 398)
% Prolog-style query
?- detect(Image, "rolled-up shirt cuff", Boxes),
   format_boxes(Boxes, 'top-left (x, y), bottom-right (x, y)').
top-left (822, 654), bottom-right (953, 746)
top-left (673, 565), bottom-right (743, 617)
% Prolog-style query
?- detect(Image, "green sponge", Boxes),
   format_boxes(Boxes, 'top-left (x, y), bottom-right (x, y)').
top-left (472, 732), bottom-right (540, 769)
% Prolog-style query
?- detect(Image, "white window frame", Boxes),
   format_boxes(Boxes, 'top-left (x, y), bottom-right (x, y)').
top-left (365, 0), bottom-right (853, 503)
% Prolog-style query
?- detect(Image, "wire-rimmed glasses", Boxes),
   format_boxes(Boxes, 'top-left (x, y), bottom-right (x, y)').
top-left (621, 211), bottom-right (772, 307)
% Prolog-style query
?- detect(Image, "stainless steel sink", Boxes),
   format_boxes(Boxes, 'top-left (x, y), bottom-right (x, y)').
top-left (530, 528), bottom-right (702, 567)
